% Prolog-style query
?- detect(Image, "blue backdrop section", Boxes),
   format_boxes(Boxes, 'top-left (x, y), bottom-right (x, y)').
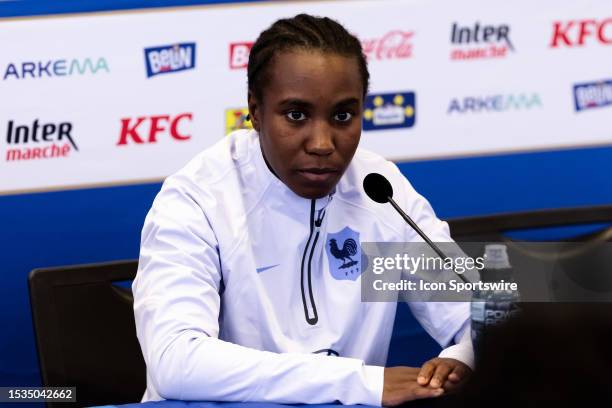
top-left (0, 0), bottom-right (256, 18)
top-left (0, 183), bottom-right (161, 387)
top-left (1, 145), bottom-right (611, 388)
top-left (396, 145), bottom-right (612, 217)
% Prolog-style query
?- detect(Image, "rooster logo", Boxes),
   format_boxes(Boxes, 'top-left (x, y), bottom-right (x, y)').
top-left (329, 238), bottom-right (358, 268)
top-left (325, 227), bottom-right (364, 281)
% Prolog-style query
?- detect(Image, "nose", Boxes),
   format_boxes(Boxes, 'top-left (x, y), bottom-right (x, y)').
top-left (304, 120), bottom-right (334, 156)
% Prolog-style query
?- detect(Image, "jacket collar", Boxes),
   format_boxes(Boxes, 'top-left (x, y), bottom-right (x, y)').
top-left (250, 131), bottom-right (334, 214)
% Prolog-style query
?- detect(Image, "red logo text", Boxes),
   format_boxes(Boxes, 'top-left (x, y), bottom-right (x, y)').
top-left (117, 113), bottom-right (192, 145)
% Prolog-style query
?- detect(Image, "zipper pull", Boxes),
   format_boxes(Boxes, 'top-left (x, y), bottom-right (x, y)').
top-left (314, 208), bottom-right (325, 228)
top-left (314, 193), bottom-right (332, 228)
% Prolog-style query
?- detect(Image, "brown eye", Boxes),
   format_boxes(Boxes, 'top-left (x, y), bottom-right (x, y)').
top-left (286, 111), bottom-right (306, 121)
top-left (334, 112), bottom-right (353, 122)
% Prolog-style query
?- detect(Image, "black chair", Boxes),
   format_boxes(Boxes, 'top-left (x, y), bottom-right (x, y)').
top-left (443, 206), bottom-right (612, 405)
top-left (446, 205), bottom-right (612, 302)
top-left (28, 260), bottom-right (145, 408)
top-left (447, 204), bottom-right (612, 242)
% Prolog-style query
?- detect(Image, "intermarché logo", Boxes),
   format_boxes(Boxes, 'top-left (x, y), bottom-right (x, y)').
top-left (4, 119), bottom-right (78, 162)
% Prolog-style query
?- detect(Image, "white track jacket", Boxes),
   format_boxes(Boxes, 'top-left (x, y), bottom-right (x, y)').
top-left (133, 129), bottom-right (473, 406)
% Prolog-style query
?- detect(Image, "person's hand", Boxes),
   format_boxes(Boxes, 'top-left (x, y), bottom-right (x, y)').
top-left (417, 357), bottom-right (472, 392)
top-left (382, 366), bottom-right (445, 406)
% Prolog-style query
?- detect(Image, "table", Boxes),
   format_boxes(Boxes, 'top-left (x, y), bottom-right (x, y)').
top-left (99, 398), bottom-right (454, 408)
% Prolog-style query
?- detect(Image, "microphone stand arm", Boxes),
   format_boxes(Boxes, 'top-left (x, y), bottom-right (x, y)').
top-left (387, 196), bottom-right (470, 284)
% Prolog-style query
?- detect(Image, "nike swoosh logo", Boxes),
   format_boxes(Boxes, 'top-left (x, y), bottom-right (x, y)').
top-left (256, 264), bottom-right (280, 274)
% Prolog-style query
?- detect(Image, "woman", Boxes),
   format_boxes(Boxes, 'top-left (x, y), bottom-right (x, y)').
top-left (133, 14), bottom-right (472, 407)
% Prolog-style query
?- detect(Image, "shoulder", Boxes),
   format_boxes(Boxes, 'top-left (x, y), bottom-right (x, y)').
top-left (149, 129), bottom-right (259, 215)
top-left (168, 129), bottom-right (256, 189)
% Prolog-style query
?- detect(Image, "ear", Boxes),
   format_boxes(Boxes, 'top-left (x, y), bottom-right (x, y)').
top-left (247, 90), bottom-right (261, 132)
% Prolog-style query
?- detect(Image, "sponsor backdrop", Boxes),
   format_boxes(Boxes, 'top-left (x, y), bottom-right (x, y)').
top-left (2, 0), bottom-right (612, 193)
top-left (1, 0), bottom-right (612, 394)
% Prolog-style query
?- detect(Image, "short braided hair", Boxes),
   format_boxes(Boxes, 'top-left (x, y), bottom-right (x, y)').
top-left (248, 13), bottom-right (369, 102)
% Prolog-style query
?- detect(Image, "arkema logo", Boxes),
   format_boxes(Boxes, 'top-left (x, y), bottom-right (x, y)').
top-left (144, 43), bottom-right (196, 77)
top-left (573, 80), bottom-right (612, 112)
top-left (3, 58), bottom-right (109, 80)
top-left (448, 93), bottom-right (542, 114)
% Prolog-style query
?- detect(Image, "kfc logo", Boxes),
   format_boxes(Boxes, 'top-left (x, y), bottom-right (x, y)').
top-left (550, 18), bottom-right (612, 47)
top-left (117, 113), bottom-right (192, 145)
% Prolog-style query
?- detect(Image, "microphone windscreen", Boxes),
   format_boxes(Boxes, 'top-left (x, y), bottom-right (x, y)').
top-left (363, 173), bottom-right (393, 203)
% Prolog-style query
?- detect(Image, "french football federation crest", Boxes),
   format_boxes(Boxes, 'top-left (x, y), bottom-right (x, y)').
top-left (326, 227), bottom-right (363, 281)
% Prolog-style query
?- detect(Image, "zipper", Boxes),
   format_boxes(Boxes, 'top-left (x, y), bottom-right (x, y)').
top-left (300, 199), bottom-right (325, 325)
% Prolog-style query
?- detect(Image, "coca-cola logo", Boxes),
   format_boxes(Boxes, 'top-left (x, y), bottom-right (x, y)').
top-left (361, 30), bottom-right (414, 60)
top-left (227, 31), bottom-right (413, 70)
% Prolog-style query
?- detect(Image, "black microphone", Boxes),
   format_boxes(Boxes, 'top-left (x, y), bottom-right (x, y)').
top-left (363, 172), bottom-right (469, 283)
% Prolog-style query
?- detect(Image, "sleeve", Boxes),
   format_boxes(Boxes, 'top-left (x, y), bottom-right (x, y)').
top-left (438, 319), bottom-right (475, 369)
top-left (132, 177), bottom-right (384, 405)
top-left (395, 169), bottom-right (474, 368)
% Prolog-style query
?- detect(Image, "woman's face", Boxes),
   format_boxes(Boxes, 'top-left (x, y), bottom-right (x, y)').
top-left (249, 50), bottom-right (364, 199)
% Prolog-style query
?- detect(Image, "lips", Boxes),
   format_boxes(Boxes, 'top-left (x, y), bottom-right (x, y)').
top-left (297, 168), bottom-right (339, 184)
